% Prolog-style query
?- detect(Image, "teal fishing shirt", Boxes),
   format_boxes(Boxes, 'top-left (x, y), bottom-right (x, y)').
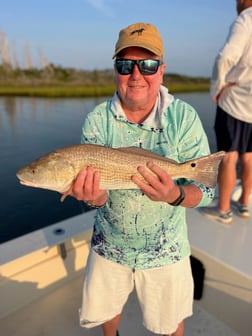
top-left (81, 85), bottom-right (214, 270)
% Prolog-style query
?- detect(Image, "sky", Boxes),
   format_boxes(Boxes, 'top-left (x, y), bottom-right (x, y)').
top-left (0, 0), bottom-right (237, 77)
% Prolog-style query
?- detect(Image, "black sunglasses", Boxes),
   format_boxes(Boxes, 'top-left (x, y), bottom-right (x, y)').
top-left (115, 59), bottom-right (162, 76)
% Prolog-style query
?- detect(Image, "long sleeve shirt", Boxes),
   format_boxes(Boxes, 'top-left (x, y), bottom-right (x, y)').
top-left (81, 85), bottom-right (214, 269)
top-left (211, 7), bottom-right (252, 123)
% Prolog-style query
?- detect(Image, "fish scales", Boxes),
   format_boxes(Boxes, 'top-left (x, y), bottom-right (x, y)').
top-left (16, 144), bottom-right (225, 197)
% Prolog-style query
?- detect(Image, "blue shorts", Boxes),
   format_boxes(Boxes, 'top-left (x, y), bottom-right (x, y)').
top-left (214, 105), bottom-right (252, 154)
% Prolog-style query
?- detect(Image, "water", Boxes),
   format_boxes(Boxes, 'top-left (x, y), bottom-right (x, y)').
top-left (0, 92), bottom-right (217, 243)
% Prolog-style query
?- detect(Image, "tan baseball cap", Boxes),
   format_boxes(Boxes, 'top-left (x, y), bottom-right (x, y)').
top-left (113, 22), bottom-right (164, 59)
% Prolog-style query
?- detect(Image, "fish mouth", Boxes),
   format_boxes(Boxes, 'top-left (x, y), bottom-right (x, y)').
top-left (18, 178), bottom-right (38, 188)
top-left (16, 172), bottom-right (39, 187)
top-left (17, 175), bottom-right (67, 193)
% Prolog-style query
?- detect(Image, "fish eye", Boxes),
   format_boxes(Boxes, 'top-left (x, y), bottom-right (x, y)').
top-left (191, 163), bottom-right (196, 168)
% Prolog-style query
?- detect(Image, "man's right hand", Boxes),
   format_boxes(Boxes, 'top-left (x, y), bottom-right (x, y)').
top-left (70, 166), bottom-right (108, 206)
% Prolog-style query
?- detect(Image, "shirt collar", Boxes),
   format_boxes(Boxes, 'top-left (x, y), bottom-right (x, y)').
top-left (111, 85), bottom-right (174, 129)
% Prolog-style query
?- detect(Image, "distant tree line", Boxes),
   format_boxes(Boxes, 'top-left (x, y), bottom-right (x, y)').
top-left (0, 62), bottom-right (209, 89)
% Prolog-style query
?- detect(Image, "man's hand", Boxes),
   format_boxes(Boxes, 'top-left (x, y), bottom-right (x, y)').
top-left (213, 82), bottom-right (235, 103)
top-left (69, 166), bottom-right (108, 206)
top-left (131, 161), bottom-right (181, 204)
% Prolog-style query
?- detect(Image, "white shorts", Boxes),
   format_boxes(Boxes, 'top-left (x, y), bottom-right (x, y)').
top-left (79, 249), bottom-right (193, 335)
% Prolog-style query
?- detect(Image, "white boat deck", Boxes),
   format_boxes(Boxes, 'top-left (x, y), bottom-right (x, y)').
top-left (188, 203), bottom-right (252, 279)
top-left (0, 186), bottom-right (251, 336)
top-left (0, 271), bottom-right (239, 336)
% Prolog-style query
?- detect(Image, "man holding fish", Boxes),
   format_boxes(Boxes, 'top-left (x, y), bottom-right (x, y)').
top-left (66, 22), bottom-right (216, 336)
top-left (17, 23), bottom-right (216, 336)
top-left (68, 22), bottom-right (216, 336)
top-left (16, 22), bottom-right (222, 336)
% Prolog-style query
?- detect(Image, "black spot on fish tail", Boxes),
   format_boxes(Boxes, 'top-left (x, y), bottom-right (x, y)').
top-left (186, 151), bottom-right (225, 188)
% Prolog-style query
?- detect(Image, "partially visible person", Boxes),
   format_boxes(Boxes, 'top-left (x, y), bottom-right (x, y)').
top-left (203, 0), bottom-right (252, 224)
top-left (70, 23), bottom-right (214, 336)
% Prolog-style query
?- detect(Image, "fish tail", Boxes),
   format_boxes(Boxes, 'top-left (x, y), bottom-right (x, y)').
top-left (185, 151), bottom-right (225, 188)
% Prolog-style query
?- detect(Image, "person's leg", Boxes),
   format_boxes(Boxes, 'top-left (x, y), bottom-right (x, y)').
top-left (239, 152), bottom-right (252, 205)
top-left (136, 257), bottom-right (193, 336)
top-left (79, 250), bottom-right (133, 331)
top-left (102, 314), bottom-right (122, 336)
top-left (171, 320), bottom-right (184, 336)
top-left (218, 151), bottom-right (239, 212)
top-left (201, 151), bottom-right (237, 223)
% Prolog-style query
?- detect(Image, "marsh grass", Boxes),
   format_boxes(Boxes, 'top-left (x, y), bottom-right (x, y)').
top-left (0, 67), bottom-right (210, 97)
top-left (0, 82), bottom-right (209, 97)
top-left (0, 85), bottom-right (116, 97)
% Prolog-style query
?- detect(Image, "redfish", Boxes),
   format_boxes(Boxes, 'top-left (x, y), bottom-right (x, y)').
top-left (17, 144), bottom-right (225, 200)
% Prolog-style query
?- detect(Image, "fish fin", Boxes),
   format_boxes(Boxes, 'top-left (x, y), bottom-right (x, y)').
top-left (60, 193), bottom-right (68, 202)
top-left (117, 147), bottom-right (178, 163)
top-left (185, 151), bottom-right (225, 188)
top-left (60, 187), bottom-right (72, 202)
top-left (60, 177), bottom-right (78, 202)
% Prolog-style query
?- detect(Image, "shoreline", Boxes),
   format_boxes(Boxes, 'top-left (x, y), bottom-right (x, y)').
top-left (0, 83), bottom-right (209, 97)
